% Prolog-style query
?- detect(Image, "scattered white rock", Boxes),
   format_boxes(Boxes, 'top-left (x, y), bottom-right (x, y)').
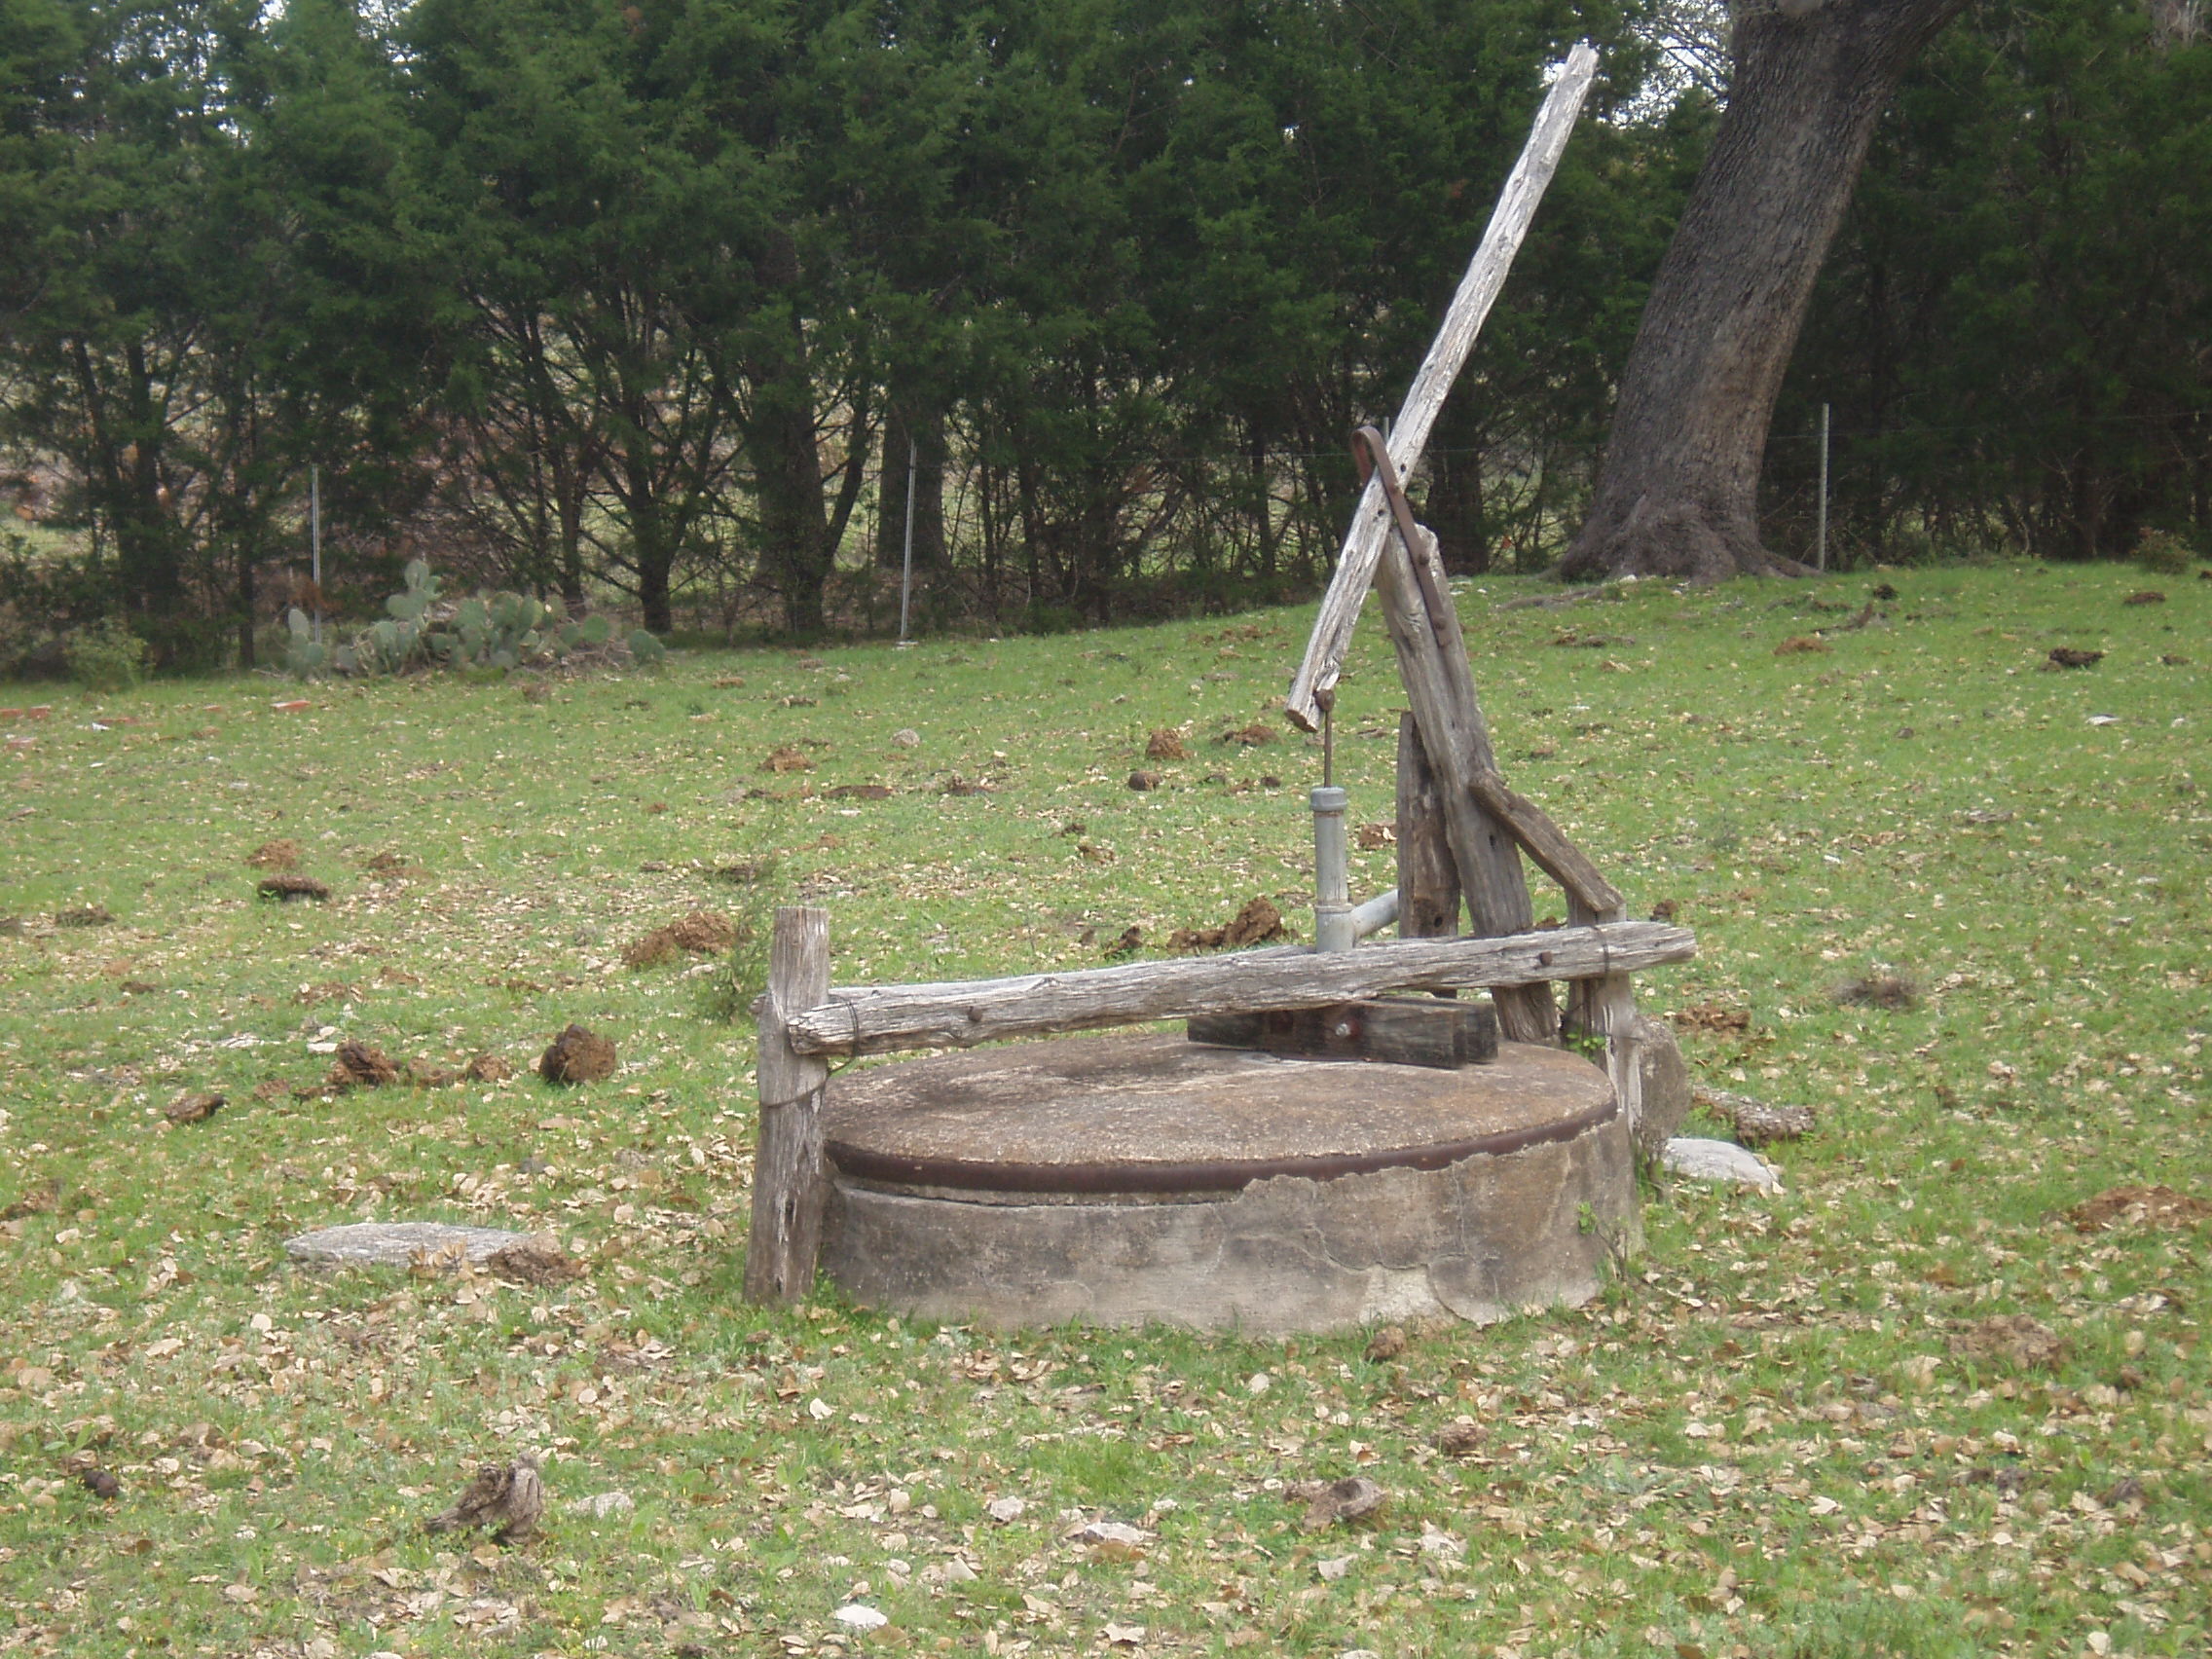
top-left (892, 728), bottom-right (921, 748)
top-left (1662, 1137), bottom-right (1784, 1191)
top-left (985, 1495), bottom-right (1027, 1523)
top-left (1316, 1554), bottom-right (1354, 1582)
top-left (833, 1604), bottom-right (889, 1630)
top-left (566, 1492), bottom-right (635, 1520)
top-left (1245, 1371), bottom-right (1272, 1396)
top-left (1418, 1522), bottom-right (1464, 1559)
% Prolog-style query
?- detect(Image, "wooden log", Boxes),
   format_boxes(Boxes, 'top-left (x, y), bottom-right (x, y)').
top-left (784, 919), bottom-right (1693, 1058)
top-left (1187, 997), bottom-right (1498, 1070)
top-left (1285, 43), bottom-right (1600, 732)
top-left (743, 905), bottom-right (832, 1306)
top-left (1467, 768), bottom-right (1625, 919)
top-left (1395, 714), bottom-right (1460, 940)
top-left (1372, 524), bottom-right (1558, 1044)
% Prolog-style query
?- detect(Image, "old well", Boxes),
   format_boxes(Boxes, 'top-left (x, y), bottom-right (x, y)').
top-left (816, 1032), bottom-right (1634, 1334)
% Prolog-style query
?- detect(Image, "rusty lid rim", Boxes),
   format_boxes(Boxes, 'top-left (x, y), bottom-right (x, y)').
top-left (826, 1090), bottom-right (1616, 1196)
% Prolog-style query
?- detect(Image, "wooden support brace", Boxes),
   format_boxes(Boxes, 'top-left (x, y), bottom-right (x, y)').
top-left (744, 905), bottom-right (832, 1306)
top-left (1187, 997), bottom-right (1498, 1070)
top-left (1467, 768), bottom-right (1625, 919)
top-left (1395, 715), bottom-right (1460, 941)
top-left (1370, 519), bottom-right (1558, 1044)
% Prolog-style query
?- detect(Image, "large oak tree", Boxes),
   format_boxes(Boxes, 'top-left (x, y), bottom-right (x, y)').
top-left (1561, 0), bottom-right (1969, 581)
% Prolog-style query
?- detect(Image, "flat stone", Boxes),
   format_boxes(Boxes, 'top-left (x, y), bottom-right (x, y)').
top-left (284, 1221), bottom-right (534, 1269)
top-left (825, 1035), bottom-right (1615, 1195)
top-left (818, 1034), bottom-right (1635, 1334)
top-left (1660, 1137), bottom-right (1783, 1191)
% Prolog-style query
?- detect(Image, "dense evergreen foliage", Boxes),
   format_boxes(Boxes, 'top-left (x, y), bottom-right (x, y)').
top-left (0, 0), bottom-right (2204, 658)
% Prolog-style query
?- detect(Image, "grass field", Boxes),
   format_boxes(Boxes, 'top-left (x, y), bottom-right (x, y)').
top-left (1, 563), bottom-right (2206, 1658)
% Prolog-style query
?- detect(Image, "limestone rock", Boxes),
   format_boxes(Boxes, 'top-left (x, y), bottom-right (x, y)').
top-left (1660, 1137), bottom-right (1782, 1192)
top-left (1629, 1014), bottom-right (1691, 1160)
top-left (285, 1221), bottom-right (534, 1269)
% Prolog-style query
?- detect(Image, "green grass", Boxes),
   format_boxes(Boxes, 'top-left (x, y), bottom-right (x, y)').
top-left (1, 563), bottom-right (2207, 1657)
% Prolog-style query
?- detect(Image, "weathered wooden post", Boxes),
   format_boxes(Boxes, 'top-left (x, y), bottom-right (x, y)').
top-left (745, 905), bottom-right (832, 1305)
top-left (1395, 716), bottom-right (1460, 940)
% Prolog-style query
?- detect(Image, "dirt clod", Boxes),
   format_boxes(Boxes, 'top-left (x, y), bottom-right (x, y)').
top-left (2065, 1184), bottom-right (2210, 1234)
top-left (1288, 1476), bottom-right (1388, 1530)
top-left (257, 875), bottom-right (330, 903)
top-left (1950, 1314), bottom-right (2069, 1372)
top-left (1364, 1325), bottom-right (1408, 1362)
top-left (1219, 721), bottom-right (1276, 746)
top-left (762, 746), bottom-right (812, 773)
top-left (486, 1233), bottom-right (587, 1286)
top-left (464, 1053), bottom-right (514, 1084)
top-left (0, 1178), bottom-right (60, 1221)
top-left (76, 1466), bottom-right (121, 1501)
top-left (1102, 926), bottom-right (1144, 960)
top-left (1775, 635), bottom-right (1830, 655)
top-left (823, 784), bottom-right (892, 801)
top-left (623, 909), bottom-right (741, 968)
top-left (1436, 1420), bottom-right (1487, 1457)
top-left (710, 858), bottom-right (778, 885)
top-left (1834, 974), bottom-right (1919, 1011)
top-left (1167, 897), bottom-right (1286, 952)
top-left (164, 1091), bottom-right (225, 1125)
top-left (1354, 823), bottom-right (1396, 850)
top-left (1126, 770), bottom-right (1161, 792)
top-left (1649, 898), bottom-right (1679, 922)
top-left (539, 1024), bottom-right (616, 1084)
top-left (2121, 590), bottom-right (2165, 606)
top-left (1145, 728), bottom-right (1191, 761)
top-left (327, 1041), bottom-right (399, 1091)
top-left (244, 839), bottom-right (303, 869)
top-left (55, 904), bottom-right (115, 928)
top-left (1670, 1003), bottom-right (1750, 1036)
top-left (2045, 646), bottom-right (2103, 669)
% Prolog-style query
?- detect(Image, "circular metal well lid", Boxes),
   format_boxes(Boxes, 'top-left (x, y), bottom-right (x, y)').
top-left (823, 1033), bottom-right (1613, 1196)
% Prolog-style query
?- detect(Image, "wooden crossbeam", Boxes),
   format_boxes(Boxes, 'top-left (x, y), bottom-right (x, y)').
top-left (782, 919), bottom-right (1692, 1058)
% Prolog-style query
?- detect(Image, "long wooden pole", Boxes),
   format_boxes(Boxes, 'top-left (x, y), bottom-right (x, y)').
top-left (1286, 42), bottom-right (1599, 731)
top-left (782, 918), bottom-right (1692, 1058)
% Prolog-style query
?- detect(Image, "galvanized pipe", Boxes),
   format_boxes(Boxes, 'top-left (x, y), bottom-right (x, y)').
top-left (1349, 888), bottom-right (1400, 940)
top-left (1311, 785), bottom-right (1354, 952)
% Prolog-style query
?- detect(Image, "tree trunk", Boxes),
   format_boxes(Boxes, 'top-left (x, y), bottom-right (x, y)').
top-left (1561, 0), bottom-right (1967, 582)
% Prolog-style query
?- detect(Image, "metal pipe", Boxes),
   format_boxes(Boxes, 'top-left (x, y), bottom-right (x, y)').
top-left (1350, 888), bottom-right (1400, 939)
top-left (1311, 785), bottom-right (1354, 952)
top-left (898, 434), bottom-right (918, 645)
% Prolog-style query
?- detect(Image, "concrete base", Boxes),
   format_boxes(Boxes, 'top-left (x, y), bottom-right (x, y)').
top-left (818, 1034), bottom-right (1635, 1335)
